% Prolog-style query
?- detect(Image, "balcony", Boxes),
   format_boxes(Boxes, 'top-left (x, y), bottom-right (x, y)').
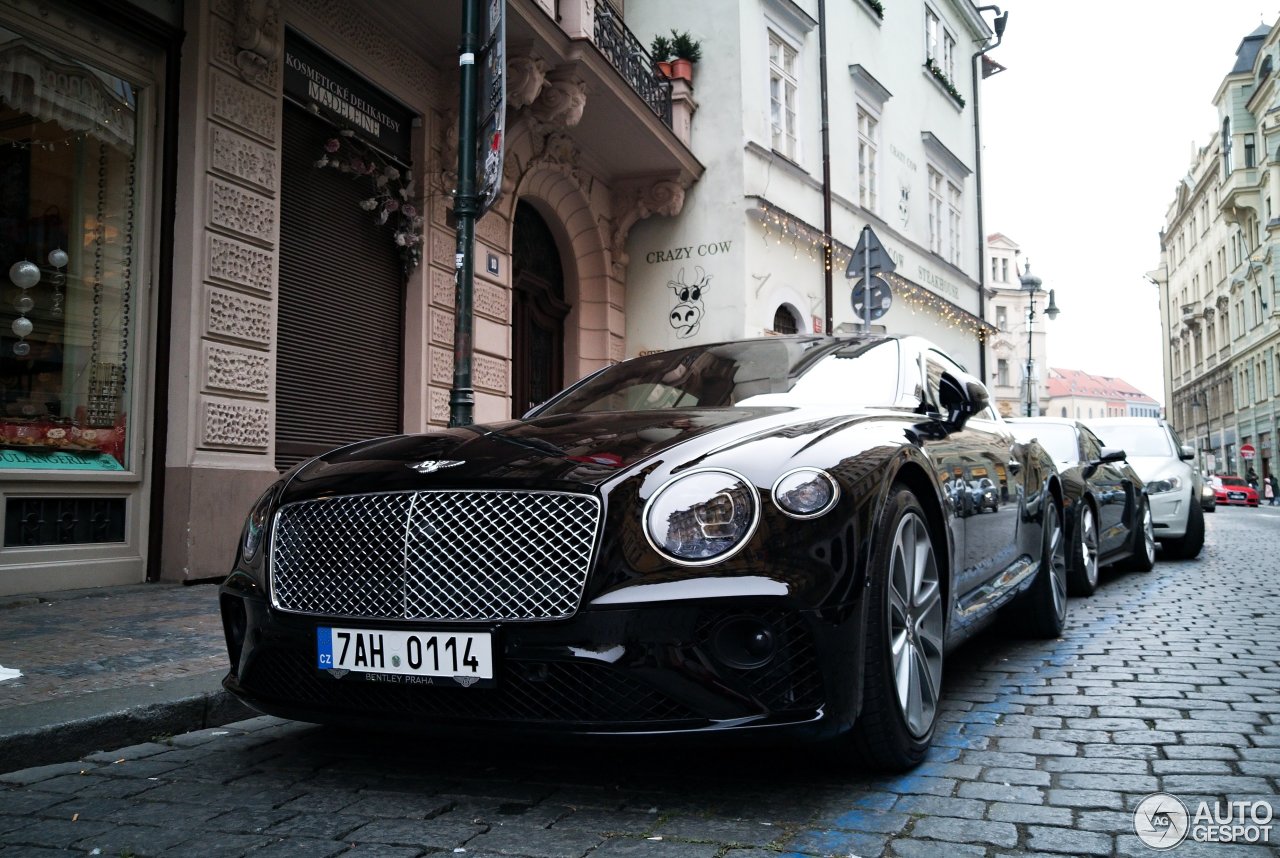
top-left (593, 1), bottom-right (672, 126)
top-left (1219, 166), bottom-right (1262, 224)
top-left (1180, 300), bottom-right (1200, 320)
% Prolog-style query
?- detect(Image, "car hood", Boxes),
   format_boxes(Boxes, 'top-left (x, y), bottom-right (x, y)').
top-left (279, 407), bottom-right (885, 501)
top-left (1122, 455), bottom-right (1192, 484)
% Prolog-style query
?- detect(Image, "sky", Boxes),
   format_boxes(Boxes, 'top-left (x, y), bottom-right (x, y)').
top-left (979, 1), bottom-right (1273, 406)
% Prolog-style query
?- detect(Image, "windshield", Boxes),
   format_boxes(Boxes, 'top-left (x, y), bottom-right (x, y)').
top-left (1009, 423), bottom-right (1078, 464)
top-left (536, 337), bottom-right (904, 416)
top-left (1220, 476), bottom-right (1247, 487)
top-left (1090, 424), bottom-right (1175, 457)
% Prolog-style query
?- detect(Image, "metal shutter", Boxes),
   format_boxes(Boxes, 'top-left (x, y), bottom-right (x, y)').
top-left (276, 104), bottom-right (404, 472)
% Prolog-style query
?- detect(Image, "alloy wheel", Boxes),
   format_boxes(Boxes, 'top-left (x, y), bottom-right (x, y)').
top-left (1080, 506), bottom-right (1099, 589)
top-left (1140, 505), bottom-right (1156, 564)
top-left (888, 511), bottom-right (945, 738)
top-left (1047, 503), bottom-right (1068, 621)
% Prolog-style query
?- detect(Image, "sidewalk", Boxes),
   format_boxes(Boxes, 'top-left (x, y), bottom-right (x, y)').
top-left (0, 581), bottom-right (252, 772)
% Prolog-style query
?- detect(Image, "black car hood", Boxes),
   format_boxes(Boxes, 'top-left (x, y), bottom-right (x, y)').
top-left (280, 407), bottom-right (847, 501)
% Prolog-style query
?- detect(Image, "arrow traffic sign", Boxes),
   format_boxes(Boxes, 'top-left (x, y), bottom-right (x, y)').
top-left (846, 225), bottom-right (896, 279)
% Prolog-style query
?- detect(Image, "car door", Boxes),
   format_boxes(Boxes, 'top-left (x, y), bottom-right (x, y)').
top-left (915, 348), bottom-right (1021, 605)
top-left (1079, 425), bottom-right (1130, 556)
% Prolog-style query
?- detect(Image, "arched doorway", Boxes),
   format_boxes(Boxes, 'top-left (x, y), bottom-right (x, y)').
top-left (511, 201), bottom-right (569, 416)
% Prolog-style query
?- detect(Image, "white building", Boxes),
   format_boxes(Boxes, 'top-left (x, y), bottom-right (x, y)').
top-left (983, 233), bottom-right (1056, 417)
top-left (623, 0), bottom-right (1001, 370)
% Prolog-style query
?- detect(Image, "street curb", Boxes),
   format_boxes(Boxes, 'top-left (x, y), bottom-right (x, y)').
top-left (0, 673), bottom-right (254, 773)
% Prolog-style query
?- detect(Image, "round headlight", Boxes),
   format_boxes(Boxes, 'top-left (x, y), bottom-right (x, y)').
top-left (644, 469), bottom-right (759, 565)
top-left (772, 468), bottom-right (840, 518)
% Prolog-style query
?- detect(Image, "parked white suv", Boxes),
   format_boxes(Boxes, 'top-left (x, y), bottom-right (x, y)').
top-left (1084, 417), bottom-right (1204, 559)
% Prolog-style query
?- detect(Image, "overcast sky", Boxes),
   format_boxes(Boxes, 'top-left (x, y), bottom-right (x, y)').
top-left (980, 1), bottom-right (1271, 406)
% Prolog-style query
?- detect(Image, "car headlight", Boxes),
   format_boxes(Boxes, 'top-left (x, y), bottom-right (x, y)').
top-left (241, 485), bottom-right (278, 563)
top-left (644, 468), bottom-right (759, 565)
top-left (1146, 475), bottom-right (1183, 494)
top-left (772, 468), bottom-right (840, 519)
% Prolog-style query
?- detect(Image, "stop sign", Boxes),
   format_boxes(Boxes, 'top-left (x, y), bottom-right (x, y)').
top-left (1241, 443), bottom-right (1256, 459)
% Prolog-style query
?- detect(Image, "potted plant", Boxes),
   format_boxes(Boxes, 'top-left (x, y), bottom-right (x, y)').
top-left (668, 29), bottom-right (701, 82)
top-left (650, 34), bottom-right (674, 78)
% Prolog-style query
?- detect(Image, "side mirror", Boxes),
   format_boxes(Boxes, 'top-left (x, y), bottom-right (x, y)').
top-left (1097, 447), bottom-right (1127, 465)
top-left (1179, 444), bottom-right (1196, 461)
top-left (938, 371), bottom-right (990, 432)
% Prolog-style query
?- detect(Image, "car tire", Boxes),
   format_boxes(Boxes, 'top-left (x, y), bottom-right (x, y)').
top-left (1160, 494), bottom-right (1205, 560)
top-left (1067, 502), bottom-right (1100, 597)
top-left (1014, 496), bottom-right (1068, 639)
top-left (850, 485), bottom-right (945, 772)
top-left (1122, 496), bottom-right (1156, 572)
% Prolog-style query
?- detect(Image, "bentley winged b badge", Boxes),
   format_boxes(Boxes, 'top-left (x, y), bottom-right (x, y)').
top-left (407, 460), bottom-right (465, 474)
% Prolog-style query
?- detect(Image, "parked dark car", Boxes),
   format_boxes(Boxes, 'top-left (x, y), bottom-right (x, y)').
top-left (220, 335), bottom-right (1066, 772)
top-left (1009, 418), bottom-right (1155, 596)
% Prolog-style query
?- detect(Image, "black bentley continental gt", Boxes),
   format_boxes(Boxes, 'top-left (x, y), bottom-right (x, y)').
top-left (220, 335), bottom-right (1067, 771)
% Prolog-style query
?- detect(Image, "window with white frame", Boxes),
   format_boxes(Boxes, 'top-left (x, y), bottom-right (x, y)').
top-left (943, 31), bottom-right (956, 80)
top-left (947, 181), bottom-right (962, 265)
top-left (857, 106), bottom-right (878, 212)
top-left (925, 7), bottom-right (956, 80)
top-left (925, 8), bottom-right (939, 65)
top-left (997, 359), bottom-right (1009, 387)
top-left (928, 166), bottom-right (944, 255)
top-left (768, 30), bottom-right (799, 160)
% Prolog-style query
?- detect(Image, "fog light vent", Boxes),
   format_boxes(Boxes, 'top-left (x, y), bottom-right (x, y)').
top-left (710, 616), bottom-right (777, 669)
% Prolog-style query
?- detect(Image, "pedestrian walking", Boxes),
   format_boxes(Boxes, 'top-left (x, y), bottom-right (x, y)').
top-left (1247, 466), bottom-right (1259, 491)
top-left (1269, 472), bottom-right (1280, 506)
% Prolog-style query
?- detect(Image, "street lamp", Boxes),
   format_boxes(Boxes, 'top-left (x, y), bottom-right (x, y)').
top-left (1190, 391), bottom-right (1216, 474)
top-left (1019, 261), bottom-right (1059, 417)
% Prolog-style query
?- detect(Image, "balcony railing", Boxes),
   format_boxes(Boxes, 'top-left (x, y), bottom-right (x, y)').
top-left (593, 0), bottom-right (673, 127)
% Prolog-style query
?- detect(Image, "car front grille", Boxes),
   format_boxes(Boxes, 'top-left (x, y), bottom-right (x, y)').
top-left (270, 490), bottom-right (601, 622)
top-left (241, 649), bottom-right (700, 725)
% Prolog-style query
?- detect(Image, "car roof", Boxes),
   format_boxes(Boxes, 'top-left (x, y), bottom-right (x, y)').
top-left (1007, 417), bottom-right (1080, 426)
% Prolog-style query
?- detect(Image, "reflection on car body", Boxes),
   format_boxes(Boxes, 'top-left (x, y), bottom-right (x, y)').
top-left (1009, 418), bottom-right (1156, 597)
top-left (220, 335), bottom-right (1067, 772)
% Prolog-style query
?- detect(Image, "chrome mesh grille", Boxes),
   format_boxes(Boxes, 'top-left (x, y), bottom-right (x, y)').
top-left (271, 491), bottom-right (601, 621)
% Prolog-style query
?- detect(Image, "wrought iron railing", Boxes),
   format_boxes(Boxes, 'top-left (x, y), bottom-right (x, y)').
top-left (592, 1), bottom-right (673, 127)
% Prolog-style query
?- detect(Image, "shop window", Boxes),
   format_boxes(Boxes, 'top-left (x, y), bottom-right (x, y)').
top-left (1, 26), bottom-right (140, 470)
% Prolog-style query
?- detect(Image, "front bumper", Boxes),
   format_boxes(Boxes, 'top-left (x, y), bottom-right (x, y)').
top-left (1148, 489), bottom-right (1189, 538)
top-left (219, 578), bottom-right (863, 741)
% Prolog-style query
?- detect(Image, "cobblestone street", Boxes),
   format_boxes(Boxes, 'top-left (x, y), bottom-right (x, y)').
top-left (1, 508), bottom-right (1278, 857)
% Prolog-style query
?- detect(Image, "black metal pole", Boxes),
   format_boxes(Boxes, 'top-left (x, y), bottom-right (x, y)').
top-left (449, 0), bottom-right (482, 427)
top-left (1025, 290), bottom-right (1035, 417)
top-left (818, 0), bottom-right (833, 334)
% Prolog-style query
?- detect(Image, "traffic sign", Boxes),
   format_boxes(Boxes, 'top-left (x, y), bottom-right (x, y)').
top-left (845, 225), bottom-right (896, 279)
top-left (852, 275), bottom-right (893, 322)
top-left (1241, 443), bottom-right (1256, 459)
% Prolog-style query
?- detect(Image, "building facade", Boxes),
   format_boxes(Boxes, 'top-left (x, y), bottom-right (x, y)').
top-left (622, 0), bottom-right (997, 369)
top-left (0, 0), bottom-right (701, 596)
top-left (1158, 21), bottom-right (1280, 481)
top-left (1045, 369), bottom-right (1159, 422)
top-left (982, 232), bottom-right (1056, 417)
top-left (0, 0), bottom-right (1003, 596)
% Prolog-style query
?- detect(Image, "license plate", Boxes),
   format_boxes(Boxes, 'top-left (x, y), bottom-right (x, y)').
top-left (1229, 492), bottom-right (1245, 500)
top-left (317, 626), bottom-right (494, 684)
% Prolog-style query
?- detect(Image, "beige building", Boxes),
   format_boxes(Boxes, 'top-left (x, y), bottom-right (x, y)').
top-left (1157, 21), bottom-right (1280, 480)
top-left (982, 233), bottom-right (1056, 417)
top-left (0, 0), bottom-right (701, 595)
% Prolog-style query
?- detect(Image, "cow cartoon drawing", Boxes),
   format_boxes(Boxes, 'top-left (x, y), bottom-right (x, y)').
top-left (668, 266), bottom-right (710, 338)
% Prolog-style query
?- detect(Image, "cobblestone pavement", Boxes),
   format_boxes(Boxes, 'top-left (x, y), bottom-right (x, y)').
top-left (1, 509), bottom-right (1278, 857)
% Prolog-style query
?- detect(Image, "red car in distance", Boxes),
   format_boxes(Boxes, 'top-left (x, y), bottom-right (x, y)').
top-left (1211, 474), bottom-right (1260, 507)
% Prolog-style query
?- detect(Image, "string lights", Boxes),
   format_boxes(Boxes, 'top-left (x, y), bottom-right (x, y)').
top-left (747, 196), bottom-right (996, 339)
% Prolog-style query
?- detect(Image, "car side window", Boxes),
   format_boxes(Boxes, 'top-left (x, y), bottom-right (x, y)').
top-left (1078, 428), bottom-right (1100, 462)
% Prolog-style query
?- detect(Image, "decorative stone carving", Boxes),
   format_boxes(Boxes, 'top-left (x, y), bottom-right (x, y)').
top-left (210, 179), bottom-right (276, 245)
top-left (428, 387), bottom-right (451, 424)
top-left (209, 235), bottom-right (275, 296)
top-left (608, 179), bottom-right (687, 270)
top-left (211, 70), bottom-right (277, 142)
top-left (430, 309), bottom-right (456, 346)
top-left (439, 109), bottom-right (459, 191)
top-left (210, 126), bottom-right (278, 191)
top-left (475, 353), bottom-right (508, 393)
top-left (233, 0), bottom-right (281, 82)
top-left (429, 346), bottom-right (453, 387)
top-left (1217, 294), bottom-right (1230, 310)
top-left (475, 281), bottom-right (510, 321)
top-left (508, 55), bottom-right (548, 110)
top-left (431, 231), bottom-right (456, 269)
top-left (291, 0), bottom-right (437, 98)
top-left (476, 212), bottom-right (509, 250)
top-left (205, 343), bottom-right (271, 396)
top-left (208, 287), bottom-right (273, 344)
top-left (531, 72), bottom-right (587, 127)
top-left (431, 268), bottom-right (456, 309)
top-left (610, 336), bottom-right (624, 363)
top-left (201, 397), bottom-right (271, 449)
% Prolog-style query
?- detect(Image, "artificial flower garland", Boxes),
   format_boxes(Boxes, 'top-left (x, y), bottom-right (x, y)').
top-left (315, 129), bottom-right (425, 274)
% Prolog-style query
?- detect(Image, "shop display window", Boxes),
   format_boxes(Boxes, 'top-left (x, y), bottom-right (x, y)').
top-left (0, 25), bottom-right (138, 469)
